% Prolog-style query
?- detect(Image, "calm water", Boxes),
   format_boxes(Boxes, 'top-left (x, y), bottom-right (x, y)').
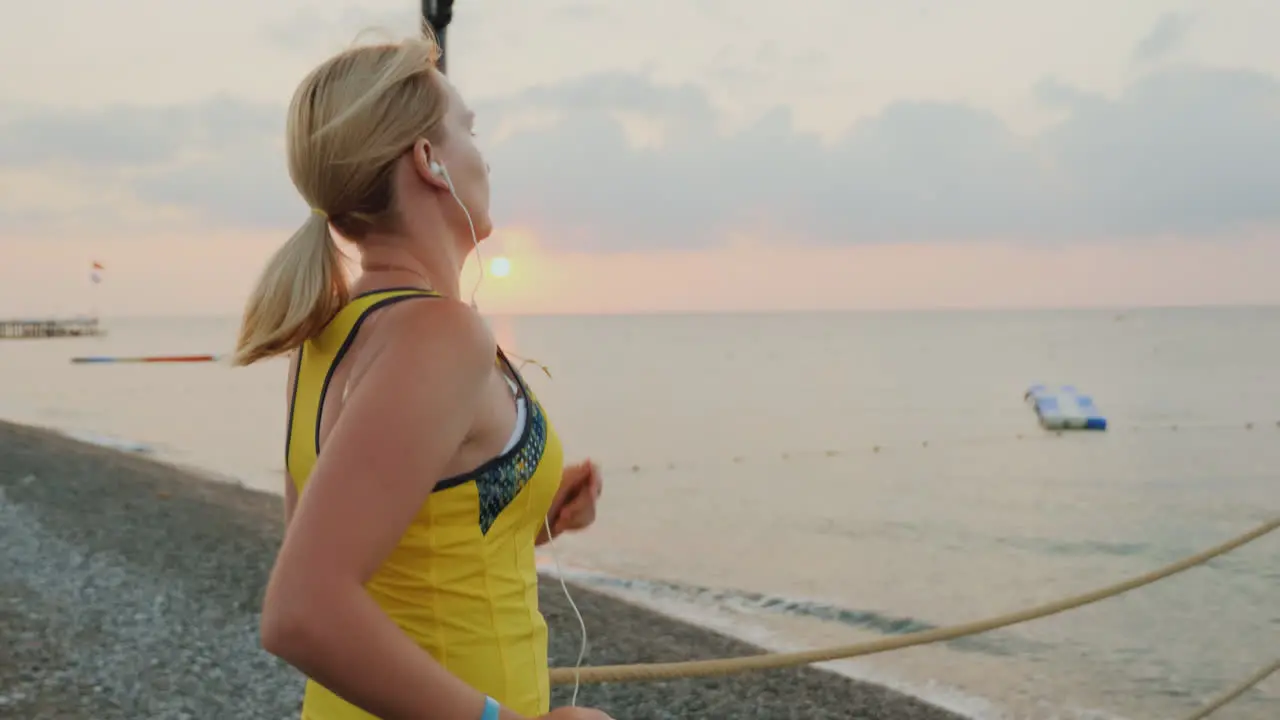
top-left (1, 307), bottom-right (1277, 719)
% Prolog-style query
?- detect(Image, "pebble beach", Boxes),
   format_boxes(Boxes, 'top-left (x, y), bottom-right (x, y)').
top-left (0, 419), bottom-right (966, 720)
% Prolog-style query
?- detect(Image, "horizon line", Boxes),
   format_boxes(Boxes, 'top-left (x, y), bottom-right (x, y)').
top-left (28, 299), bottom-right (1280, 323)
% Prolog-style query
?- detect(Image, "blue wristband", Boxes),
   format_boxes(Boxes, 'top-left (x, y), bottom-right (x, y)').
top-left (480, 695), bottom-right (501, 720)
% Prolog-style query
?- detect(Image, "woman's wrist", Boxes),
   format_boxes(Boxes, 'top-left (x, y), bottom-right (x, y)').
top-left (491, 697), bottom-right (529, 720)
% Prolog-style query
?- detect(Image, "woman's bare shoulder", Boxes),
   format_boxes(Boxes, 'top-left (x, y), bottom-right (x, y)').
top-left (349, 296), bottom-right (494, 390)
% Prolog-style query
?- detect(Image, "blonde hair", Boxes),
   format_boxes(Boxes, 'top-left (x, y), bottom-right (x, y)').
top-left (233, 31), bottom-right (449, 366)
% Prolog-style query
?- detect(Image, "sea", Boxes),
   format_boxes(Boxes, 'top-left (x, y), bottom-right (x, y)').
top-left (1, 307), bottom-right (1277, 720)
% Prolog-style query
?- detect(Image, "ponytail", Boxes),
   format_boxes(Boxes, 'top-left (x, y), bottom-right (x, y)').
top-left (232, 214), bottom-right (349, 366)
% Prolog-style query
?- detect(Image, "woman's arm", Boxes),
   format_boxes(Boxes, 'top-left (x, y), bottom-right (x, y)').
top-left (283, 472), bottom-right (298, 526)
top-left (259, 300), bottom-right (520, 720)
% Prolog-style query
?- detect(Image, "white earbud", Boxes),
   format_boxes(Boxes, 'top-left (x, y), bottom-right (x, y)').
top-left (429, 160), bottom-right (445, 177)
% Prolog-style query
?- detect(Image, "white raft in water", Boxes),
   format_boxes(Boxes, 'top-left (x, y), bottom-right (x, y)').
top-left (1024, 384), bottom-right (1107, 431)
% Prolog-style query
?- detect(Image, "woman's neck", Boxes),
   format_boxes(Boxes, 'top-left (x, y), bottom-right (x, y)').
top-left (357, 244), bottom-right (464, 300)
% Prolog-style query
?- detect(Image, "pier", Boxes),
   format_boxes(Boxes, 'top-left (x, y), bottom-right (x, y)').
top-left (0, 317), bottom-right (103, 339)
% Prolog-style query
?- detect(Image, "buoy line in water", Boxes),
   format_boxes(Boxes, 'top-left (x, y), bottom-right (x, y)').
top-left (602, 421), bottom-right (1280, 476)
top-left (547, 516), bottom-right (1278, 719)
top-left (69, 354), bottom-right (224, 364)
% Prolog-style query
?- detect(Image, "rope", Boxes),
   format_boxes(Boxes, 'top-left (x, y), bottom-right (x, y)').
top-left (549, 516), bottom-right (1278, 685)
top-left (1182, 657), bottom-right (1279, 720)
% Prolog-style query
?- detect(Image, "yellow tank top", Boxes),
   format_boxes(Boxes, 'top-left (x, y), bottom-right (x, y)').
top-left (285, 289), bottom-right (562, 719)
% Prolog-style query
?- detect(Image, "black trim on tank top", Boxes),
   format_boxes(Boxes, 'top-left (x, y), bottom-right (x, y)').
top-left (432, 349), bottom-right (535, 492)
top-left (353, 286), bottom-right (437, 300)
top-left (313, 291), bottom-right (440, 454)
top-left (284, 346), bottom-right (304, 467)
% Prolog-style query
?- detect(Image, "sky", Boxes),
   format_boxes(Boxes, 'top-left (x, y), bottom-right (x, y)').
top-left (3, 0), bottom-right (1280, 316)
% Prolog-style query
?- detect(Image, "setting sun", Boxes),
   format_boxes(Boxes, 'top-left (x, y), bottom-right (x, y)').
top-left (489, 256), bottom-right (512, 278)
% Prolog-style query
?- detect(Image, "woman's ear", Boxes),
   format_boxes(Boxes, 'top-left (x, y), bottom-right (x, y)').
top-left (411, 139), bottom-right (450, 190)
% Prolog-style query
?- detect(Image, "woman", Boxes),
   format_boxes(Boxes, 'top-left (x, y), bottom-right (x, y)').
top-left (232, 33), bottom-right (611, 720)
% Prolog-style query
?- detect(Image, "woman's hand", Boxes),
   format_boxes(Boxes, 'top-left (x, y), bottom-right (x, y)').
top-left (538, 459), bottom-right (602, 544)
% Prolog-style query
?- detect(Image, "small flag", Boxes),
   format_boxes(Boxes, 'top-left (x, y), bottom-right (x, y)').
top-left (92, 261), bottom-right (105, 270)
